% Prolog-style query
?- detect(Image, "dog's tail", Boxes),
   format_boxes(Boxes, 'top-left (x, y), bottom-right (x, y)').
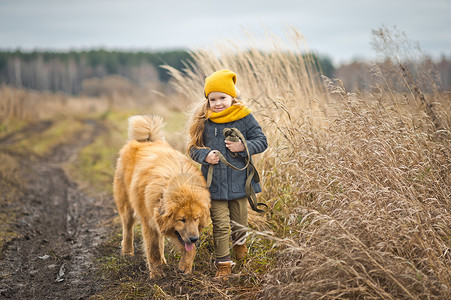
top-left (128, 115), bottom-right (164, 142)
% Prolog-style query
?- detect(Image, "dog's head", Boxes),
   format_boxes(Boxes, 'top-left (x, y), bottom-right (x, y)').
top-left (155, 174), bottom-right (211, 252)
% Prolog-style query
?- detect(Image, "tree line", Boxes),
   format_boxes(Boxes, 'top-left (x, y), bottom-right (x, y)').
top-left (2, 49), bottom-right (447, 95)
top-left (0, 49), bottom-right (335, 95)
top-left (0, 50), bottom-right (194, 94)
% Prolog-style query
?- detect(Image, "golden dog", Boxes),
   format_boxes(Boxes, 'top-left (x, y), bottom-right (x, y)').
top-left (113, 115), bottom-right (211, 278)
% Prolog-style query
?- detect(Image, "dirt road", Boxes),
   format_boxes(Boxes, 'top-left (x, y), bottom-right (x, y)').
top-left (0, 120), bottom-right (116, 299)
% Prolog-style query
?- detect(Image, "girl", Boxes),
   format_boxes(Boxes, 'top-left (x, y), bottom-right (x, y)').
top-left (187, 69), bottom-right (268, 279)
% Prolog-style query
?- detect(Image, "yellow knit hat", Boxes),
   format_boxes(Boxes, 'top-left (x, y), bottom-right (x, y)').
top-left (204, 69), bottom-right (237, 98)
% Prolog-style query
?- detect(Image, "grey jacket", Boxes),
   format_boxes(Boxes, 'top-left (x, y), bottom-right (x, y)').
top-left (190, 113), bottom-right (268, 201)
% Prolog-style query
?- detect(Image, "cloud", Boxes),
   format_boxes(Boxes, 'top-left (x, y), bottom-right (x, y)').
top-left (0, 0), bottom-right (450, 63)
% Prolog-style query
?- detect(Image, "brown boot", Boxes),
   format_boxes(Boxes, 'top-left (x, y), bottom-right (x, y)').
top-left (215, 261), bottom-right (234, 280)
top-left (233, 244), bottom-right (247, 262)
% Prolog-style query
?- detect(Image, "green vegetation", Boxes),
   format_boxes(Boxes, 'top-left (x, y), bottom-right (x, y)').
top-left (2, 118), bottom-right (84, 159)
top-left (67, 111), bottom-right (129, 194)
top-left (0, 118), bottom-right (28, 139)
top-left (0, 152), bottom-right (23, 255)
top-left (66, 108), bottom-right (189, 195)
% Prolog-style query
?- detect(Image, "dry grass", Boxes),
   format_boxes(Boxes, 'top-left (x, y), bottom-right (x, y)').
top-left (258, 86), bottom-right (451, 299)
top-left (0, 76), bottom-right (173, 129)
top-left (167, 27), bottom-right (451, 299)
top-left (0, 86), bottom-right (110, 124)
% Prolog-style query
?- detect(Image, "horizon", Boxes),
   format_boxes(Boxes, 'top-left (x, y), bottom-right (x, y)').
top-left (1, 0), bottom-right (450, 65)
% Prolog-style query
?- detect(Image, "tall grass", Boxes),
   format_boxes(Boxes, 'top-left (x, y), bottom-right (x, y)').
top-left (168, 27), bottom-right (451, 299)
top-left (0, 75), bottom-right (169, 127)
top-left (0, 86), bottom-right (112, 123)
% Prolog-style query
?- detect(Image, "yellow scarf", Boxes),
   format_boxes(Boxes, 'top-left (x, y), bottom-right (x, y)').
top-left (208, 104), bottom-right (251, 124)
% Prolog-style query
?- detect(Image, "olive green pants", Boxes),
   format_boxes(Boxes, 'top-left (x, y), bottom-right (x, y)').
top-left (210, 197), bottom-right (248, 259)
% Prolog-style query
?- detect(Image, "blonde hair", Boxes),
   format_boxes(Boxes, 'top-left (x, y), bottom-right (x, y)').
top-left (186, 97), bottom-right (243, 153)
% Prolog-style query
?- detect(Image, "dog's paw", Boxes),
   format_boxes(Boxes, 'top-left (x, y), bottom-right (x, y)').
top-left (150, 266), bottom-right (165, 278)
top-left (121, 251), bottom-right (134, 256)
top-left (178, 262), bottom-right (193, 274)
top-left (121, 244), bottom-right (134, 255)
top-left (150, 271), bottom-right (165, 279)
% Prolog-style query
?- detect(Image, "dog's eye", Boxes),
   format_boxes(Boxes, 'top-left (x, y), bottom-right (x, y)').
top-left (179, 218), bottom-right (186, 223)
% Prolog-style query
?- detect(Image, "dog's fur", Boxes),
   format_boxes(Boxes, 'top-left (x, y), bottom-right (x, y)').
top-left (113, 115), bottom-right (211, 278)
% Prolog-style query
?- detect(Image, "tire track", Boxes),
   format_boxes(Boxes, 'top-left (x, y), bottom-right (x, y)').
top-left (0, 119), bottom-right (116, 299)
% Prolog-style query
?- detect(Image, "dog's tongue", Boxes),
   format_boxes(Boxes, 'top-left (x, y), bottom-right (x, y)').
top-left (185, 243), bottom-right (194, 252)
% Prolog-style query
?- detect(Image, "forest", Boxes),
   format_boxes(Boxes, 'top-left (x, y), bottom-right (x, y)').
top-left (0, 49), bottom-right (335, 95)
top-left (1, 49), bottom-right (450, 97)
top-left (0, 50), bottom-right (192, 94)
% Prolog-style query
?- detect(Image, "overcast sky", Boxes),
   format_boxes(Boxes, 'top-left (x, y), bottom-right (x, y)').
top-left (1, 0), bottom-right (450, 65)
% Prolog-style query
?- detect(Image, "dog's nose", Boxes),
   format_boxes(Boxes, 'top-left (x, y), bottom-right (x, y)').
top-left (189, 237), bottom-right (199, 243)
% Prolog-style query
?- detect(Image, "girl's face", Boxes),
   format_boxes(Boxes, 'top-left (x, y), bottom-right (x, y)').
top-left (208, 92), bottom-right (233, 113)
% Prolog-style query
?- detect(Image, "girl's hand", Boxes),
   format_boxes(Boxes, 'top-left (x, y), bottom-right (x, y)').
top-left (205, 150), bottom-right (220, 164)
top-left (225, 140), bottom-right (245, 153)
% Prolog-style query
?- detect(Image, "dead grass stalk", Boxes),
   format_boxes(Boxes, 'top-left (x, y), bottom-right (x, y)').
top-left (168, 27), bottom-right (451, 299)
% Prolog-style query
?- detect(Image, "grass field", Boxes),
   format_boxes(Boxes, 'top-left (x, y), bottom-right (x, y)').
top-left (1, 27), bottom-right (450, 299)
